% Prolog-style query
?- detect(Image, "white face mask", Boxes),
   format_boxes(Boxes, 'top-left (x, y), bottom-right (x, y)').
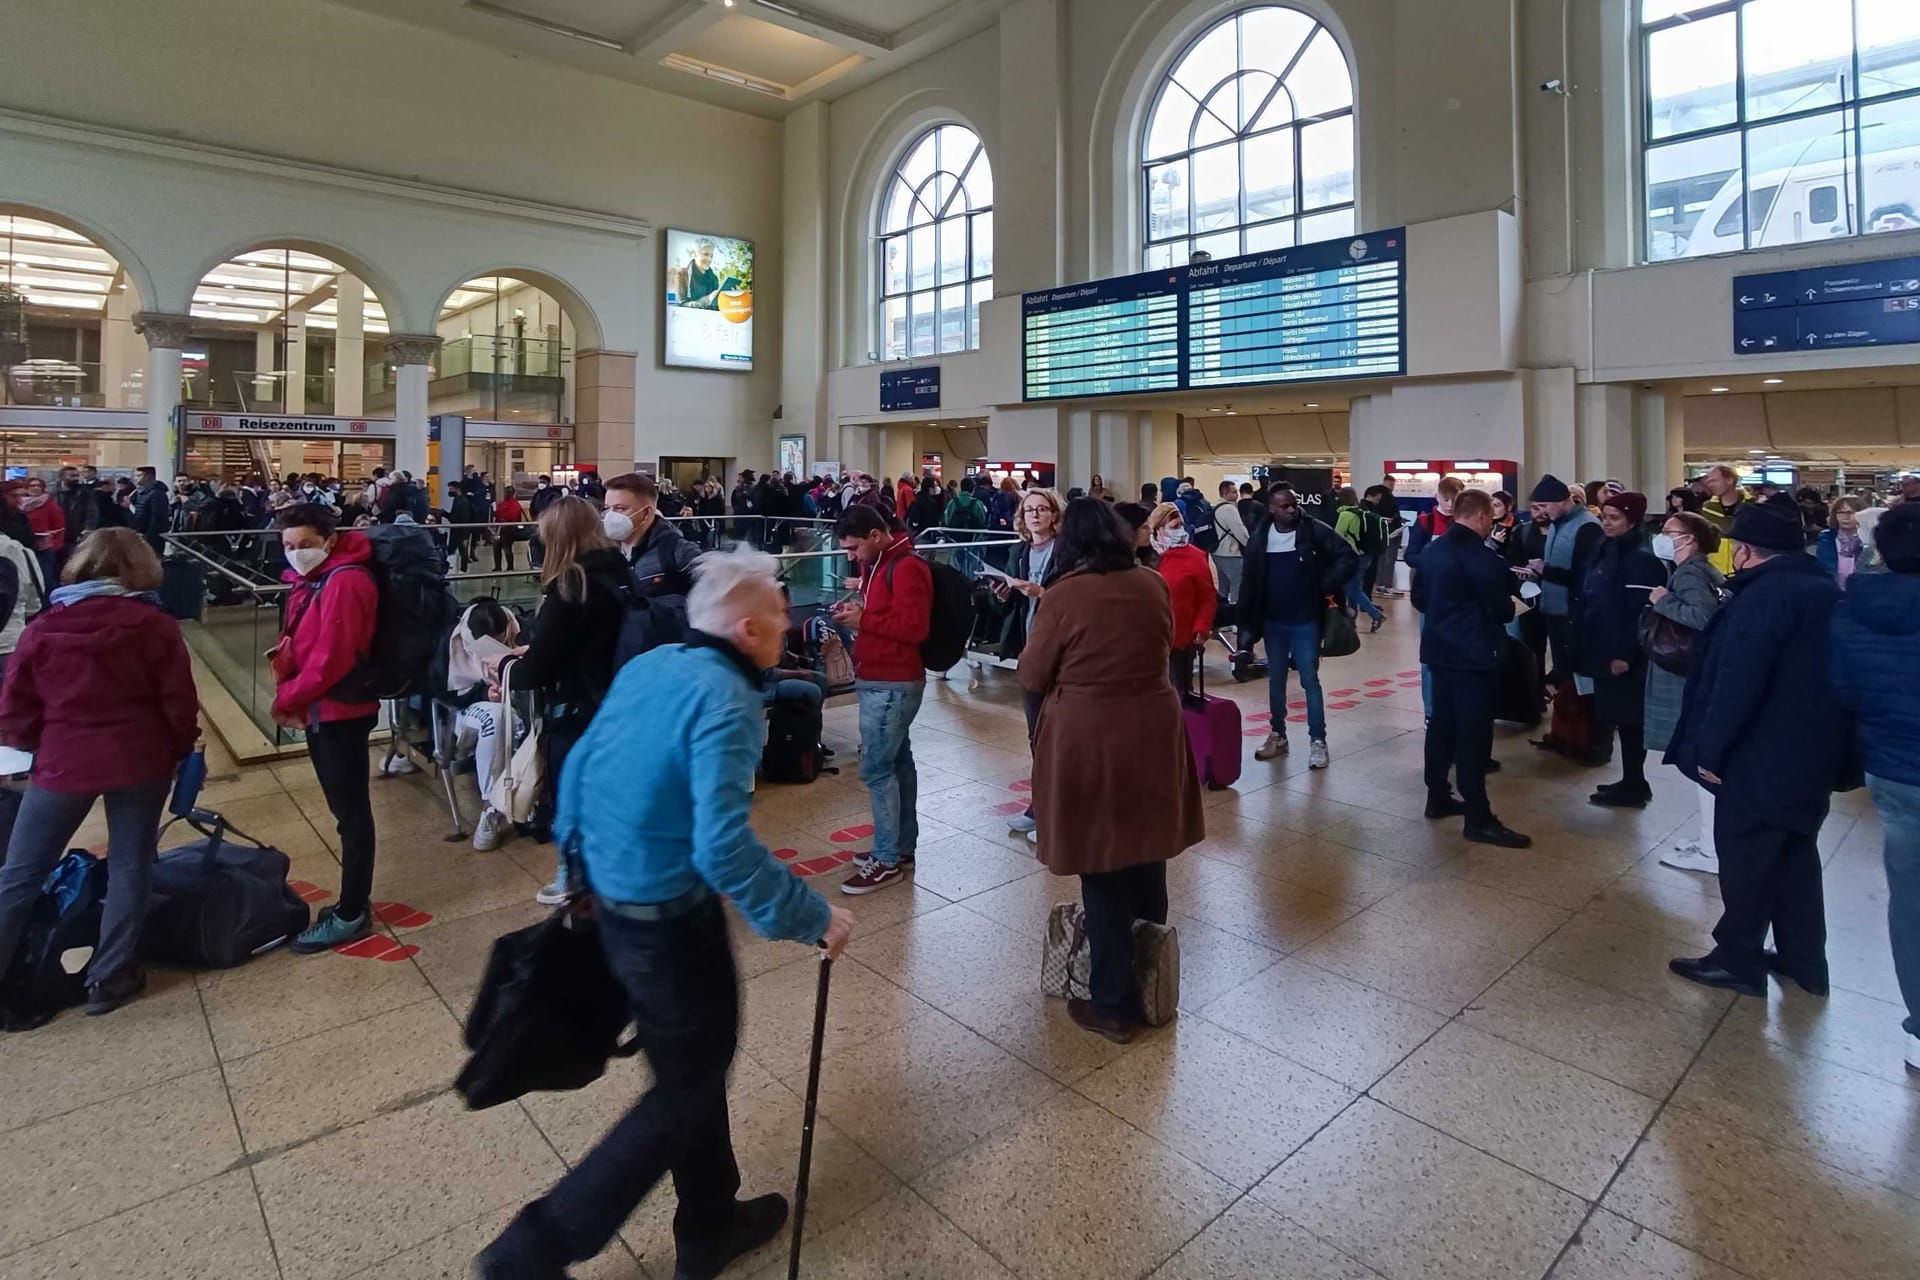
top-left (287, 545), bottom-right (330, 577)
top-left (1651, 533), bottom-right (1679, 562)
top-left (602, 510), bottom-right (635, 543)
top-left (1154, 526), bottom-right (1190, 552)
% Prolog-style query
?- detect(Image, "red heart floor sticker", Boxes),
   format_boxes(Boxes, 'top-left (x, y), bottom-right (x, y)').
top-left (790, 850), bottom-right (858, 877)
top-left (1329, 700), bottom-right (1360, 709)
top-left (828, 824), bottom-right (874, 843)
top-left (773, 847), bottom-right (800, 861)
top-left (1288, 700), bottom-right (1306, 709)
top-left (372, 901), bottom-right (434, 929)
top-left (1007, 778), bottom-right (1033, 793)
top-left (287, 880), bottom-right (333, 905)
top-left (1242, 728), bottom-right (1268, 737)
top-left (991, 799), bottom-right (1029, 815)
top-left (1329, 688), bottom-right (1358, 697)
top-left (1397, 670), bottom-right (1420, 678)
top-left (1287, 713), bottom-right (1308, 723)
top-left (333, 934), bottom-right (420, 962)
top-left (1364, 679), bottom-right (1392, 687)
top-left (1248, 712), bottom-right (1272, 723)
top-left (1365, 690), bottom-right (1394, 698)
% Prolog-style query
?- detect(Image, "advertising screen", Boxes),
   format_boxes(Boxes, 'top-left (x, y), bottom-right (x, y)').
top-left (665, 229), bottom-right (754, 372)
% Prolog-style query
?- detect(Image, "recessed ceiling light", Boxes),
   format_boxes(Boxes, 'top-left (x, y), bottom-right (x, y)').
top-left (1763, 377), bottom-right (1784, 385)
top-left (1305, 402), bottom-right (1320, 408)
top-left (1710, 386), bottom-right (1730, 393)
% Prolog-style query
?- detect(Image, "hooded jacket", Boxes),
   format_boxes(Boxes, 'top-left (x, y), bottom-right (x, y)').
top-left (274, 530), bottom-right (381, 725)
top-left (1829, 571), bottom-right (1920, 786)
top-left (0, 534), bottom-right (45, 656)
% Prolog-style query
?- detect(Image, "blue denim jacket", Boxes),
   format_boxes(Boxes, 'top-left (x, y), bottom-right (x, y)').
top-left (555, 633), bottom-right (832, 944)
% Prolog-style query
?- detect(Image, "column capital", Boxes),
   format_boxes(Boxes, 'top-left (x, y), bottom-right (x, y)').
top-left (383, 333), bottom-right (443, 367)
top-left (132, 312), bottom-right (195, 349)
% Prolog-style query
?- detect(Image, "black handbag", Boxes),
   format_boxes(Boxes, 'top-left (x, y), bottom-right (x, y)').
top-left (456, 907), bottom-right (640, 1110)
top-left (1637, 607), bottom-right (1697, 676)
top-left (1320, 606), bottom-right (1361, 659)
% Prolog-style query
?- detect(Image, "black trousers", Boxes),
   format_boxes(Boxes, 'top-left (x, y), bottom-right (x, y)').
top-left (1079, 862), bottom-right (1168, 1022)
top-left (1425, 667), bottom-right (1495, 824)
top-left (1021, 689), bottom-right (1044, 821)
top-left (1168, 648), bottom-right (1194, 700)
top-left (307, 715), bottom-right (378, 919)
top-left (492, 898), bottom-right (742, 1269)
top-left (1709, 804), bottom-right (1828, 983)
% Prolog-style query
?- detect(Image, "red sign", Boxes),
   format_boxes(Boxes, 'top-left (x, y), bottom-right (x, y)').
top-left (349, 420), bottom-right (368, 434)
top-left (200, 415), bottom-right (223, 431)
top-left (546, 426), bottom-right (563, 439)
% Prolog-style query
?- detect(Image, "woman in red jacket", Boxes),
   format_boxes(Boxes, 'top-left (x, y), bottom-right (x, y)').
top-left (0, 528), bottom-right (199, 1017)
top-left (18, 477), bottom-right (64, 590)
top-left (1146, 502), bottom-right (1217, 698)
top-left (492, 489), bottom-right (526, 571)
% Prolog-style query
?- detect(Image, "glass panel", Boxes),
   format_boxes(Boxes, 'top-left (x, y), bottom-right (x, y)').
top-left (1172, 18), bottom-right (1239, 101)
top-left (881, 296), bottom-right (908, 361)
top-left (969, 279), bottom-right (991, 346)
top-left (908, 225), bottom-right (935, 291)
top-left (1860, 95), bottom-right (1920, 232)
top-left (909, 291), bottom-right (933, 357)
top-left (1742, 0), bottom-right (1853, 122)
top-left (1747, 109), bottom-right (1856, 246)
top-left (931, 170), bottom-right (956, 218)
top-left (1191, 141), bottom-right (1240, 231)
top-left (1193, 229), bottom-right (1240, 261)
top-left (1239, 70), bottom-right (1278, 131)
top-left (882, 177), bottom-right (914, 232)
top-left (937, 215), bottom-right (967, 286)
top-left (1144, 81), bottom-right (1201, 161)
top-left (971, 212), bottom-right (994, 278)
top-left (936, 124), bottom-right (976, 173)
top-left (1239, 5), bottom-right (1315, 76)
top-left (900, 132), bottom-right (937, 188)
top-left (959, 146), bottom-right (994, 209)
top-left (1146, 158), bottom-right (1190, 241)
top-left (1251, 82), bottom-right (1296, 131)
top-left (881, 235), bottom-right (907, 296)
top-left (1858, 0), bottom-right (1920, 97)
top-left (1645, 130), bottom-right (1744, 259)
top-left (1298, 208), bottom-right (1355, 244)
top-left (1642, 1), bottom-right (1722, 21)
top-left (938, 285), bottom-right (967, 354)
top-left (1646, 14), bottom-right (1737, 140)
top-left (1300, 115), bottom-right (1354, 209)
top-left (1244, 218), bottom-right (1296, 253)
top-left (1287, 29), bottom-right (1353, 118)
top-left (1202, 80), bottom-right (1244, 133)
top-left (1143, 243), bottom-right (1174, 271)
top-left (1242, 129), bottom-right (1297, 223)
top-left (1193, 103), bottom-right (1234, 149)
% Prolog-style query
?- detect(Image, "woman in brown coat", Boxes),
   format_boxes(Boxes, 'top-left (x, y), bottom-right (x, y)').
top-left (1019, 499), bottom-right (1205, 1042)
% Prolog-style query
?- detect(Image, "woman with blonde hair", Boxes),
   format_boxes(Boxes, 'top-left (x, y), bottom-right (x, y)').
top-left (0, 528), bottom-right (198, 1017)
top-left (1816, 496), bottom-right (1866, 585)
top-left (991, 486), bottom-right (1067, 836)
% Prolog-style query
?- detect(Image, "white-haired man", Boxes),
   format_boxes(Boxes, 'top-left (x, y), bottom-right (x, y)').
top-left (480, 548), bottom-right (854, 1280)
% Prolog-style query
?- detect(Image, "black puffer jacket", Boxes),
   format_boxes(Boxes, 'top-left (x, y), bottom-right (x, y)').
top-left (515, 546), bottom-right (630, 719)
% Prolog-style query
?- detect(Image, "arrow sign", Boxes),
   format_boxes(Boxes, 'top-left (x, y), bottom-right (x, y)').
top-left (1805, 288), bottom-right (1818, 300)
top-left (1739, 337), bottom-right (1754, 348)
top-left (1739, 295), bottom-right (1754, 305)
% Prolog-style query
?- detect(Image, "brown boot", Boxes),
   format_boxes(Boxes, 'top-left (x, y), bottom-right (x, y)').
top-left (1067, 998), bottom-right (1139, 1044)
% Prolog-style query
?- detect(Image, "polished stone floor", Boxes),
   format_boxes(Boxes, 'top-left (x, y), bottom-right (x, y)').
top-left (3, 597), bottom-right (1915, 1280)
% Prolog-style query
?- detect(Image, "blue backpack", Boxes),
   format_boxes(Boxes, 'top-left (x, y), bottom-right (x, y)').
top-left (1179, 494), bottom-right (1219, 553)
top-left (0, 847), bottom-right (107, 1031)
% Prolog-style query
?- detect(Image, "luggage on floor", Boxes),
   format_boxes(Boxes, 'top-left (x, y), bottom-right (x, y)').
top-left (1495, 634), bottom-right (1544, 727)
top-left (1039, 902), bottom-right (1180, 1027)
top-left (0, 850), bottom-right (107, 1031)
top-left (1532, 677), bottom-right (1593, 758)
top-left (1181, 655), bottom-right (1243, 789)
top-left (762, 697), bottom-right (829, 785)
top-left (142, 818), bottom-right (312, 969)
top-left (159, 558), bottom-right (206, 621)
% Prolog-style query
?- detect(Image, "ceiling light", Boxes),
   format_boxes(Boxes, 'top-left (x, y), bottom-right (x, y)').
top-left (1305, 402), bottom-right (1319, 408)
top-left (1763, 377), bottom-right (1784, 385)
top-left (1710, 386), bottom-right (1729, 393)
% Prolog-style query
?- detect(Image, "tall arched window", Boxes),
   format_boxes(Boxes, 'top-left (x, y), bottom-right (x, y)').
top-left (877, 124), bottom-right (993, 361)
top-left (1141, 6), bottom-right (1355, 269)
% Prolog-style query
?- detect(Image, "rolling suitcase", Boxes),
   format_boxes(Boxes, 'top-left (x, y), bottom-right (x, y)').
top-left (1180, 652), bottom-right (1242, 790)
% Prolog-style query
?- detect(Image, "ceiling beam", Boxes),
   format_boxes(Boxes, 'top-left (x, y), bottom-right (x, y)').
top-left (737, 0), bottom-right (890, 58)
top-left (628, 0), bottom-right (729, 64)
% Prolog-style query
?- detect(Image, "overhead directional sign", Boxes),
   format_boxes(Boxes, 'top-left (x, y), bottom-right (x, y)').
top-left (880, 366), bottom-right (941, 413)
top-left (1733, 253), bottom-right (1920, 355)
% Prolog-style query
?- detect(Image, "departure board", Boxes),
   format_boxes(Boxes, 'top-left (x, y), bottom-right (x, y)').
top-left (1020, 228), bottom-right (1407, 401)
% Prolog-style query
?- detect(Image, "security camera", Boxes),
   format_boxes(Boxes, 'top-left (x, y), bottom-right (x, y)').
top-left (1540, 78), bottom-right (1565, 94)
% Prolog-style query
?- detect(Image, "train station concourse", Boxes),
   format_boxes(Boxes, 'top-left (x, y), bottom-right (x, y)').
top-left (1, 2), bottom-right (1918, 1279)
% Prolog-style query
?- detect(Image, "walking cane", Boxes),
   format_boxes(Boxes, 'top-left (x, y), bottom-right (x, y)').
top-left (788, 948), bottom-right (832, 1280)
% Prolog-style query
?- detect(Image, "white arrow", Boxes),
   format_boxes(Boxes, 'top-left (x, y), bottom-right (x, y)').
top-left (1805, 333), bottom-right (1818, 345)
top-left (1805, 288), bottom-right (1818, 300)
top-left (1739, 295), bottom-right (1754, 305)
top-left (1739, 337), bottom-right (1755, 348)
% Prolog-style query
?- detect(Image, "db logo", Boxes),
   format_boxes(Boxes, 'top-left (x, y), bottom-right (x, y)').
top-left (546, 426), bottom-right (562, 439)
top-left (200, 416), bottom-right (223, 430)
top-left (349, 420), bottom-right (368, 434)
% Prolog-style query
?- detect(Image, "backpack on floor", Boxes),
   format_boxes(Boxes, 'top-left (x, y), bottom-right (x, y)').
top-left (888, 557), bottom-right (973, 672)
top-left (326, 523), bottom-right (459, 702)
top-left (0, 850), bottom-right (107, 1031)
top-left (761, 698), bottom-right (828, 785)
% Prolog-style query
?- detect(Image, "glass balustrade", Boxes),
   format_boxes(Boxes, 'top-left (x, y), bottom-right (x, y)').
top-left (3, 358), bottom-right (102, 407)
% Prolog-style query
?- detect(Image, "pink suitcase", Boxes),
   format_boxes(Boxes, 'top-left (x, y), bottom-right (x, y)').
top-left (1181, 651), bottom-right (1242, 789)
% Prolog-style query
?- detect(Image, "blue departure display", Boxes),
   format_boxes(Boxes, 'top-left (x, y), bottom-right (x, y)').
top-left (1732, 254), bottom-right (1920, 355)
top-left (1021, 229), bottom-right (1407, 402)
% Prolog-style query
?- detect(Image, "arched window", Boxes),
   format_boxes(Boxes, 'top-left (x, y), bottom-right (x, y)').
top-left (1141, 5), bottom-right (1355, 268)
top-left (877, 124), bottom-right (993, 361)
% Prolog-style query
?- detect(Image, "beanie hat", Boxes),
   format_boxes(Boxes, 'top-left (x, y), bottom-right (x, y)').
top-left (1529, 474), bottom-right (1571, 503)
top-left (1603, 490), bottom-right (1648, 524)
top-left (1727, 494), bottom-right (1806, 553)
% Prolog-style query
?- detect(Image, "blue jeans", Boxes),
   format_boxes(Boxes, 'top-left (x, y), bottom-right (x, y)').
top-left (1346, 554), bottom-right (1383, 623)
top-left (1868, 774), bottom-right (1920, 1037)
top-left (765, 672), bottom-right (828, 710)
top-left (1417, 612), bottom-right (1433, 718)
top-left (1263, 620), bottom-right (1326, 742)
top-left (857, 680), bottom-right (923, 865)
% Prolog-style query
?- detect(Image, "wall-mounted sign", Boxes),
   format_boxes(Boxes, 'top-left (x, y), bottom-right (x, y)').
top-left (193, 413), bottom-right (369, 436)
top-left (1733, 253), bottom-right (1920, 354)
top-left (880, 366), bottom-right (942, 413)
top-left (664, 228), bottom-right (754, 372)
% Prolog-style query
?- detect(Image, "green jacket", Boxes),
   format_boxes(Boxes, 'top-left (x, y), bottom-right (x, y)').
top-left (1334, 504), bottom-right (1365, 551)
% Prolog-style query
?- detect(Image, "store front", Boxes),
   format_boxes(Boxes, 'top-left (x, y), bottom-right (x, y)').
top-left (178, 410), bottom-right (572, 490)
top-left (0, 406), bottom-right (146, 479)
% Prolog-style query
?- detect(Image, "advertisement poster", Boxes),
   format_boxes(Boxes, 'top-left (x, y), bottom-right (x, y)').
top-left (778, 434), bottom-right (806, 479)
top-left (664, 229), bottom-right (754, 372)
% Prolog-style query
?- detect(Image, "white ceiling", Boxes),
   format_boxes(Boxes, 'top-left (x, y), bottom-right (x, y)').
top-left (317, 0), bottom-right (1009, 116)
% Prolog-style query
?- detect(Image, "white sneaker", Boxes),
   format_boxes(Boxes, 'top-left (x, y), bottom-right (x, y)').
top-left (1905, 1031), bottom-right (1918, 1077)
top-left (380, 754), bottom-right (418, 776)
top-left (535, 881), bottom-right (570, 907)
top-left (1308, 739), bottom-right (1330, 770)
top-left (1254, 733), bottom-right (1288, 761)
top-left (1026, 828), bottom-right (1039, 846)
top-left (472, 807), bottom-right (511, 852)
top-left (1659, 844), bottom-right (1720, 876)
top-left (1007, 812), bottom-right (1037, 833)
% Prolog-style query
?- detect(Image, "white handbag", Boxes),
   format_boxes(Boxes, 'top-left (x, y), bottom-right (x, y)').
top-left (485, 658), bottom-right (544, 823)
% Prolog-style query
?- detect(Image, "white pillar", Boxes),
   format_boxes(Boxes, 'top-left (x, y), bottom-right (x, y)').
top-left (132, 313), bottom-right (192, 473)
top-left (385, 334), bottom-right (440, 482)
top-left (334, 274), bottom-right (364, 416)
top-left (285, 311), bottom-right (309, 414)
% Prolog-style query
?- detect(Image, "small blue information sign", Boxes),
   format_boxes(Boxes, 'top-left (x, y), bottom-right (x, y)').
top-left (880, 366), bottom-right (942, 413)
top-left (1732, 254), bottom-right (1920, 355)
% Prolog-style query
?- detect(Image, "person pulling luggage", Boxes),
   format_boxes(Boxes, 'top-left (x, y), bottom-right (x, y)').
top-left (477, 546), bottom-right (853, 1280)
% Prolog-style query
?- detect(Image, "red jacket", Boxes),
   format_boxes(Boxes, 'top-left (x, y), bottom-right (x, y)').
top-left (494, 496), bottom-right (524, 523)
top-left (895, 480), bottom-right (915, 521)
top-left (273, 531), bottom-right (380, 725)
top-left (0, 593), bottom-right (198, 793)
top-left (22, 498), bottom-right (64, 552)
top-left (1158, 544), bottom-right (1218, 645)
top-left (853, 534), bottom-right (932, 683)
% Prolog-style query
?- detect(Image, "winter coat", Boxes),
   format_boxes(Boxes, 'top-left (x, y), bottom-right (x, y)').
top-left (1643, 556), bottom-right (1724, 754)
top-left (0, 593), bottom-right (198, 794)
top-left (906, 490), bottom-right (946, 535)
top-left (850, 534), bottom-right (932, 683)
top-left (1234, 514), bottom-right (1356, 639)
top-left (56, 482), bottom-right (103, 541)
top-left (994, 538), bottom-right (1061, 662)
top-left (1018, 566), bottom-right (1204, 877)
top-left (1666, 553), bottom-right (1851, 834)
top-left (1829, 570), bottom-right (1920, 787)
top-left (1574, 531), bottom-right (1668, 729)
top-left (132, 481), bottom-right (171, 544)
top-left (625, 515), bottom-right (702, 601)
top-left (1156, 544), bottom-right (1217, 646)
top-left (987, 489), bottom-right (1019, 534)
top-left (0, 534), bottom-right (46, 657)
top-left (516, 546), bottom-right (631, 719)
top-left (22, 497), bottom-right (64, 553)
top-left (274, 530), bottom-right (381, 725)
top-left (1411, 524), bottom-right (1514, 673)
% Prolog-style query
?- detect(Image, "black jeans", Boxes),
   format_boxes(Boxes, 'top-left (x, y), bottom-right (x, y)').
top-left (307, 715), bottom-right (377, 919)
top-left (491, 898), bottom-right (742, 1269)
top-left (1079, 862), bottom-right (1169, 1022)
top-left (1606, 723), bottom-right (1647, 788)
top-left (1425, 667), bottom-right (1495, 824)
top-left (1708, 803), bottom-right (1828, 984)
top-left (1168, 648), bottom-right (1195, 700)
top-left (1021, 689), bottom-right (1044, 821)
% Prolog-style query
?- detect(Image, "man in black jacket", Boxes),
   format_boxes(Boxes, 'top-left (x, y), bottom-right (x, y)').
top-left (1237, 484), bottom-right (1356, 771)
top-left (1412, 490), bottom-right (1529, 848)
top-left (132, 466), bottom-right (171, 555)
top-left (1666, 496), bottom-right (1851, 998)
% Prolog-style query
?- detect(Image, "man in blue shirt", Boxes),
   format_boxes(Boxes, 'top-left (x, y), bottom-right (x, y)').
top-left (480, 547), bottom-right (854, 1280)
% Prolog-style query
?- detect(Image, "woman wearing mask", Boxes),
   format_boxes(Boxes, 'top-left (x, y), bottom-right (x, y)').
top-left (1144, 502), bottom-right (1217, 698)
top-left (1019, 499), bottom-right (1203, 1043)
top-left (1646, 511), bottom-right (1726, 875)
top-left (18, 477), bottom-right (64, 589)
top-left (1575, 491), bottom-right (1668, 808)
top-left (0, 529), bottom-right (198, 1017)
top-left (990, 486), bottom-right (1066, 837)
top-left (512, 496), bottom-right (630, 903)
top-left (1816, 497), bottom-right (1865, 586)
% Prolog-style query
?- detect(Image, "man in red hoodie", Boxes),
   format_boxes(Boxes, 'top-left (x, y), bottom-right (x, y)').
top-left (271, 503), bottom-right (382, 953)
top-left (832, 504), bottom-right (931, 895)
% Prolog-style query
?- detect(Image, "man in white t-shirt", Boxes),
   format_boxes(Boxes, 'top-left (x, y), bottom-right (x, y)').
top-left (1212, 480), bottom-right (1251, 603)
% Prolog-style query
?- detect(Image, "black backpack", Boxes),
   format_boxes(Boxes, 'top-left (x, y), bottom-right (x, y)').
top-left (0, 849), bottom-right (107, 1031)
top-left (887, 556), bottom-right (972, 672)
top-left (324, 524), bottom-right (460, 702)
top-left (611, 565), bottom-right (694, 671)
top-left (761, 698), bottom-right (827, 784)
top-left (1181, 496), bottom-right (1220, 553)
top-left (1356, 509), bottom-right (1387, 556)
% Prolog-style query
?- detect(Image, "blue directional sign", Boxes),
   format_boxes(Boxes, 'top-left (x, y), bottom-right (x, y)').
top-left (1732, 254), bottom-right (1920, 354)
top-left (880, 365), bottom-right (941, 413)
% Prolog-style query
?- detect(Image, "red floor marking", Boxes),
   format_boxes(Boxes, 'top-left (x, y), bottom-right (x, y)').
top-left (790, 850), bottom-right (857, 877)
top-left (1288, 700), bottom-right (1306, 709)
top-left (333, 934), bottom-right (418, 961)
top-left (1287, 713), bottom-right (1308, 723)
top-left (1008, 778), bottom-right (1033, 793)
top-left (991, 799), bottom-right (1029, 815)
top-left (773, 847), bottom-right (800, 861)
top-left (1248, 712), bottom-right (1272, 722)
top-left (371, 901), bottom-right (434, 929)
top-left (1397, 670), bottom-right (1420, 678)
top-left (378, 944), bottom-right (421, 962)
top-left (1329, 700), bottom-right (1360, 710)
top-left (828, 823), bottom-right (874, 843)
top-left (287, 880), bottom-right (333, 905)
top-left (1242, 728), bottom-right (1268, 737)
top-left (1329, 689), bottom-right (1358, 697)
top-left (1399, 681), bottom-right (1423, 688)
top-left (1364, 679), bottom-right (1392, 687)
top-left (1365, 690), bottom-right (1395, 698)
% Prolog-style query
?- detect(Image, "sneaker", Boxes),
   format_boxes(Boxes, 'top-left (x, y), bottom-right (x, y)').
top-left (85, 967), bottom-right (146, 1017)
top-left (840, 857), bottom-right (904, 895)
top-left (472, 807), bottom-right (512, 852)
top-left (290, 906), bottom-right (371, 954)
top-left (1368, 615), bottom-right (1383, 633)
top-left (1027, 828), bottom-right (1039, 847)
top-left (672, 1193), bottom-right (790, 1280)
top-left (1308, 739), bottom-right (1330, 770)
top-left (1254, 733), bottom-right (1288, 761)
top-left (380, 753), bottom-right (418, 776)
top-left (1007, 811), bottom-right (1038, 833)
top-left (534, 881), bottom-right (571, 907)
top-left (1659, 843), bottom-right (1720, 875)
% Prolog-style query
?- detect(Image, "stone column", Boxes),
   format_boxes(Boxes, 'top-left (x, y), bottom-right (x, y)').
top-left (334, 274), bottom-right (365, 416)
top-left (285, 311), bottom-right (309, 414)
top-left (132, 312), bottom-right (193, 473)
top-left (574, 350), bottom-right (637, 477)
top-left (384, 334), bottom-right (441, 482)
top-left (100, 275), bottom-right (142, 409)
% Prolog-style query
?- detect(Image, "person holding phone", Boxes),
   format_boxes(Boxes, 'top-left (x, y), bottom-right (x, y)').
top-left (1574, 491), bottom-right (1667, 808)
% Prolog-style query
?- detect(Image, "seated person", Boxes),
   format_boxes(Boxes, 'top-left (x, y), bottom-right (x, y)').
top-left (445, 598), bottom-right (527, 851)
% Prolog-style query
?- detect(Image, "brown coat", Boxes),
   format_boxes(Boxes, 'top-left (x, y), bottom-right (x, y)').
top-left (1017, 566), bottom-right (1205, 876)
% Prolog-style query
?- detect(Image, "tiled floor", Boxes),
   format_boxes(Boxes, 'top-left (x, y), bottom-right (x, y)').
top-left (4, 596), bottom-right (1916, 1280)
